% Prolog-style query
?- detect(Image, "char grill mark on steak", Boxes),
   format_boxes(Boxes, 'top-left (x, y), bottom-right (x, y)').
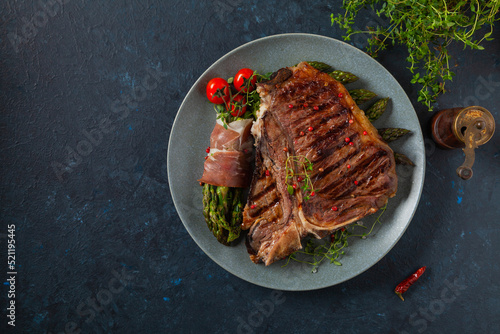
top-left (307, 124), bottom-right (354, 162)
top-left (243, 62), bottom-right (398, 265)
top-left (317, 148), bottom-right (386, 197)
top-left (241, 145), bottom-right (283, 230)
top-left (243, 121), bottom-right (286, 232)
top-left (319, 147), bottom-right (392, 198)
top-left (242, 108), bottom-right (303, 265)
top-left (250, 196), bottom-right (281, 220)
top-left (251, 182), bottom-right (277, 202)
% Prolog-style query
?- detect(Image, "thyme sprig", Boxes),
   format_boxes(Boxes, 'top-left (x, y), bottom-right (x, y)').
top-left (332, 0), bottom-right (500, 110)
top-left (283, 204), bottom-right (387, 272)
top-left (285, 155), bottom-right (315, 201)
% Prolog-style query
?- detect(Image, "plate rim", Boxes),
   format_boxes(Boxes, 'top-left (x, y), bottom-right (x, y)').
top-left (167, 33), bottom-right (426, 291)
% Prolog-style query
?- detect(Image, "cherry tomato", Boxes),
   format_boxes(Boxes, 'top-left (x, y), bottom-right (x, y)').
top-left (206, 78), bottom-right (230, 104)
top-left (233, 68), bottom-right (257, 92)
top-left (229, 94), bottom-right (247, 117)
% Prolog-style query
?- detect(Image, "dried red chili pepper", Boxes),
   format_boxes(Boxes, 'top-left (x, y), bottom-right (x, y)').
top-left (394, 266), bottom-right (426, 301)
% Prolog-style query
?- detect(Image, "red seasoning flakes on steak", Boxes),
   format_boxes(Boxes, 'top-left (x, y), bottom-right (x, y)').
top-left (242, 62), bottom-right (398, 265)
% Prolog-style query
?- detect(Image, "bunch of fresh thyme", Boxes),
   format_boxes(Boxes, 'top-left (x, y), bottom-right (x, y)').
top-left (332, 0), bottom-right (500, 110)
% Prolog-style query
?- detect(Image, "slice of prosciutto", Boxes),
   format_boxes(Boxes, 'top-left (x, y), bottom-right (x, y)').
top-left (199, 118), bottom-right (254, 188)
top-left (242, 62), bottom-right (398, 265)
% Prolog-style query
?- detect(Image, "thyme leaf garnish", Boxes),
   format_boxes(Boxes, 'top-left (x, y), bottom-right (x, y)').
top-left (283, 203), bottom-right (387, 272)
top-left (285, 155), bottom-right (315, 200)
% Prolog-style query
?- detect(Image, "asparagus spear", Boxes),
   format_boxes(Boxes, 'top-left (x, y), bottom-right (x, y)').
top-left (208, 185), bottom-right (229, 245)
top-left (378, 128), bottom-right (412, 142)
top-left (348, 89), bottom-right (377, 105)
top-left (227, 188), bottom-right (243, 242)
top-left (394, 152), bottom-right (415, 166)
top-left (328, 70), bottom-right (359, 84)
top-left (304, 62), bottom-right (359, 84)
top-left (206, 185), bottom-right (218, 240)
top-left (215, 186), bottom-right (232, 231)
top-left (224, 186), bottom-right (233, 217)
top-left (202, 183), bottom-right (211, 227)
top-left (365, 98), bottom-right (389, 122)
top-left (305, 61), bottom-right (332, 72)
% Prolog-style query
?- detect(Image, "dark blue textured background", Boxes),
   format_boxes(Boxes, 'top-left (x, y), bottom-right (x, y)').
top-left (1, 1), bottom-right (499, 333)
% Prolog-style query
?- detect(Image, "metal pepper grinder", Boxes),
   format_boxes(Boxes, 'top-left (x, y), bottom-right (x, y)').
top-left (431, 106), bottom-right (495, 180)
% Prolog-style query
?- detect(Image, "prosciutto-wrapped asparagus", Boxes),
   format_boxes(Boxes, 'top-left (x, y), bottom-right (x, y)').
top-left (199, 118), bottom-right (254, 245)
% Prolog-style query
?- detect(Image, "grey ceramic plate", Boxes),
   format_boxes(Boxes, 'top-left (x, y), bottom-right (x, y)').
top-left (168, 33), bottom-right (425, 291)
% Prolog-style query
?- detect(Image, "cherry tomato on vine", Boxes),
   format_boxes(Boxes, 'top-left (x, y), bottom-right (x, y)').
top-left (233, 68), bottom-right (257, 92)
top-left (229, 94), bottom-right (247, 117)
top-left (206, 78), bottom-right (230, 104)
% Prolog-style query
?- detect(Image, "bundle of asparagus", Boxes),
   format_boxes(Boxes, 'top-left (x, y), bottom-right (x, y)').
top-left (199, 118), bottom-right (254, 246)
top-left (202, 184), bottom-right (243, 245)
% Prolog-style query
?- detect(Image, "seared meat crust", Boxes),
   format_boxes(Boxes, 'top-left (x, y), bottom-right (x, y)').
top-left (242, 62), bottom-right (397, 265)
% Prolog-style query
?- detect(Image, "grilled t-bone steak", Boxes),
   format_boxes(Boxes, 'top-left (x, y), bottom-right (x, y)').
top-left (242, 62), bottom-right (398, 265)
